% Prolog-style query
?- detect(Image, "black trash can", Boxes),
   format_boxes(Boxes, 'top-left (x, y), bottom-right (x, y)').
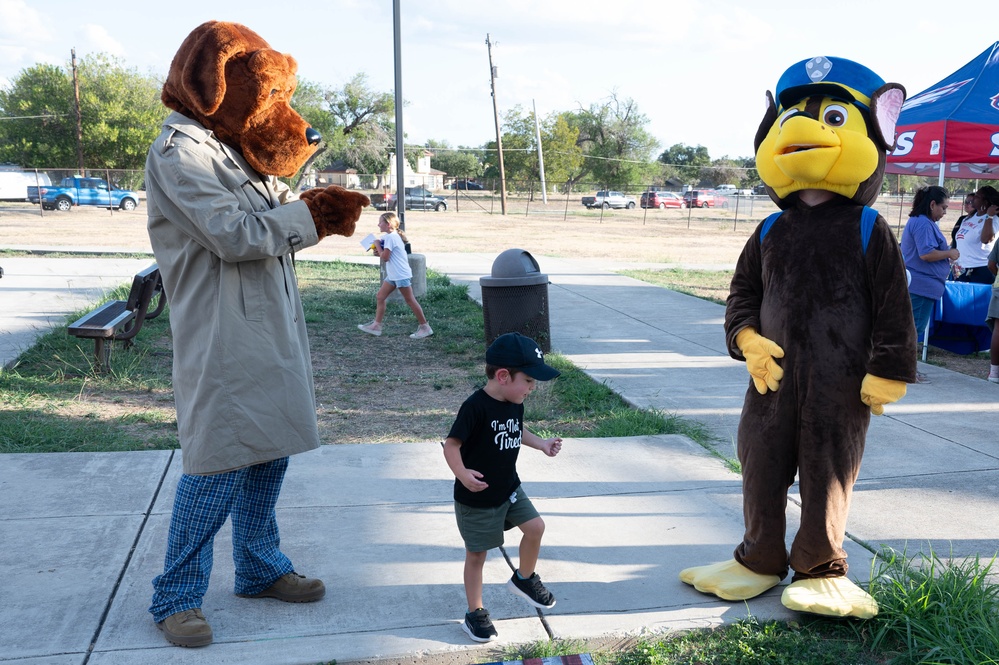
top-left (480, 249), bottom-right (551, 352)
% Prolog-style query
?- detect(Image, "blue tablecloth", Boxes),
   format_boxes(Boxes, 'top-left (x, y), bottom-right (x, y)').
top-left (928, 282), bottom-right (993, 354)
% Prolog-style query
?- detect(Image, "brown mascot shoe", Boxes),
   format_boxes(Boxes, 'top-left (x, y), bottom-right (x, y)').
top-left (237, 572), bottom-right (326, 603)
top-left (157, 608), bottom-right (213, 647)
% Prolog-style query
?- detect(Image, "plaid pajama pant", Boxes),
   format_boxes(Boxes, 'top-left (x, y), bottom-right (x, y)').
top-left (149, 457), bottom-right (295, 622)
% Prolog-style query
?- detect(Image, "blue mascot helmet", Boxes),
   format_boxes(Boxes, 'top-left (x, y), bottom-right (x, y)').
top-left (776, 56), bottom-right (886, 112)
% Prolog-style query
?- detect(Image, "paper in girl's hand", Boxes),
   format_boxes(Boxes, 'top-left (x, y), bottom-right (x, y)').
top-left (360, 233), bottom-right (377, 250)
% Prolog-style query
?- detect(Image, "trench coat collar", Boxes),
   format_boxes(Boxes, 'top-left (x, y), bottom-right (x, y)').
top-left (162, 111), bottom-right (280, 208)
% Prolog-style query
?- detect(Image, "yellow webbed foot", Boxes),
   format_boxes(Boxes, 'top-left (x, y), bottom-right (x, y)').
top-left (679, 559), bottom-right (781, 601)
top-left (781, 577), bottom-right (878, 618)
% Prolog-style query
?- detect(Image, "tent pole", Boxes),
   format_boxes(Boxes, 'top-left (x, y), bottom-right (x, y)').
top-left (938, 163), bottom-right (945, 187)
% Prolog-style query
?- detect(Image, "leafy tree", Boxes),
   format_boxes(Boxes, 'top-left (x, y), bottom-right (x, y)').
top-left (0, 64), bottom-right (75, 167)
top-left (481, 107), bottom-right (584, 192)
top-left (566, 94), bottom-right (660, 190)
top-left (76, 54), bottom-right (165, 170)
top-left (292, 73), bottom-right (395, 184)
top-left (542, 112), bottom-right (584, 189)
top-left (736, 156), bottom-right (761, 190)
top-left (492, 105), bottom-right (537, 185)
top-left (659, 143), bottom-right (711, 186)
top-left (0, 54), bottom-right (163, 170)
top-left (426, 139), bottom-right (483, 178)
top-left (698, 157), bottom-right (743, 188)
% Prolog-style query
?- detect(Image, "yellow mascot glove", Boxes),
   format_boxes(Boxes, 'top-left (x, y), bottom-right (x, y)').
top-left (735, 327), bottom-right (784, 395)
top-left (860, 373), bottom-right (907, 416)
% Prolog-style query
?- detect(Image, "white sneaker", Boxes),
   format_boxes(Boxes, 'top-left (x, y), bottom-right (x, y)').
top-left (989, 375), bottom-right (999, 384)
top-left (410, 324), bottom-right (433, 339)
top-left (358, 322), bottom-right (382, 336)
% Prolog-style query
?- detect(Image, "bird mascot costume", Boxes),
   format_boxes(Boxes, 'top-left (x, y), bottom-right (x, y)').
top-left (144, 21), bottom-right (369, 647)
top-left (680, 56), bottom-right (917, 618)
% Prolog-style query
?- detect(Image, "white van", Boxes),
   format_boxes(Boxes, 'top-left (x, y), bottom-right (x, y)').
top-left (0, 169), bottom-right (50, 201)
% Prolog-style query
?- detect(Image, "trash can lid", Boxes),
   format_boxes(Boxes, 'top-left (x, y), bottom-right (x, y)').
top-left (480, 248), bottom-right (548, 286)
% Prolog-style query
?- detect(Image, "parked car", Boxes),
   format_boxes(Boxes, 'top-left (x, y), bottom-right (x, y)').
top-left (640, 191), bottom-right (686, 209)
top-left (682, 190), bottom-right (721, 208)
top-left (449, 179), bottom-right (484, 190)
top-left (28, 177), bottom-right (140, 211)
top-left (581, 190), bottom-right (637, 209)
top-left (374, 186), bottom-right (447, 211)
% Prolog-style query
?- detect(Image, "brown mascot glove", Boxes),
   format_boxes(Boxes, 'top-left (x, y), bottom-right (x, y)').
top-left (860, 373), bottom-right (906, 416)
top-left (735, 327), bottom-right (784, 395)
top-left (299, 186), bottom-right (371, 240)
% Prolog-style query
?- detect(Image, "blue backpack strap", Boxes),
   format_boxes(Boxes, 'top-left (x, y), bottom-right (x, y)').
top-left (760, 207), bottom-right (876, 251)
top-left (860, 205), bottom-right (877, 254)
top-left (759, 210), bottom-right (784, 243)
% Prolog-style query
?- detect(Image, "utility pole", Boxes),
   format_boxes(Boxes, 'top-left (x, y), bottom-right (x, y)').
top-left (71, 48), bottom-right (84, 174)
top-left (392, 0), bottom-right (406, 229)
top-left (486, 34), bottom-right (507, 215)
top-left (533, 99), bottom-right (548, 204)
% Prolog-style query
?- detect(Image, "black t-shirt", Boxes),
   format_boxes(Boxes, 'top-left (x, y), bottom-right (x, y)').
top-left (447, 389), bottom-right (523, 508)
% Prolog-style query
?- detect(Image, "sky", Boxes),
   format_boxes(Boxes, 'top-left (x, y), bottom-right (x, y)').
top-left (1, 0), bottom-right (997, 161)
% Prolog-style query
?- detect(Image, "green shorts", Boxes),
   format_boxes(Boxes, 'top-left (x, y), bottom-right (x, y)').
top-left (454, 486), bottom-right (540, 552)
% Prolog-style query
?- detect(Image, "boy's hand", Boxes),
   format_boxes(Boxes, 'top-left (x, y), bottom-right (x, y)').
top-left (542, 437), bottom-right (562, 457)
top-left (458, 468), bottom-right (488, 492)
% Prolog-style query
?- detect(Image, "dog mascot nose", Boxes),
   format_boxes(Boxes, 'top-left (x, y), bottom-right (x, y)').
top-left (306, 127), bottom-right (321, 146)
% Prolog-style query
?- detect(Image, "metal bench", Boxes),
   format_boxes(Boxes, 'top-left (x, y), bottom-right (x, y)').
top-left (67, 264), bottom-right (166, 372)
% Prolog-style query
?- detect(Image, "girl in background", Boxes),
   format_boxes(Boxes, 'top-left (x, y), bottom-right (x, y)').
top-left (358, 212), bottom-right (433, 339)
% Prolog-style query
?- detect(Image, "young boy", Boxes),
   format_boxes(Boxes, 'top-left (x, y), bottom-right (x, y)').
top-left (443, 332), bottom-right (563, 643)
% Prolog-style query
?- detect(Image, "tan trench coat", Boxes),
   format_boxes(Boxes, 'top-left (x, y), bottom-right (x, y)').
top-left (146, 112), bottom-right (322, 474)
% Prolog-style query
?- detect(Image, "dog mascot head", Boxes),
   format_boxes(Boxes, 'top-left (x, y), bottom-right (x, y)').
top-left (755, 56), bottom-right (906, 209)
top-left (163, 20), bottom-right (319, 179)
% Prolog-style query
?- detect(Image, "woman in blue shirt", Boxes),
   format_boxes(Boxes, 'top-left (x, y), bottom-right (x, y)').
top-left (901, 186), bottom-right (960, 382)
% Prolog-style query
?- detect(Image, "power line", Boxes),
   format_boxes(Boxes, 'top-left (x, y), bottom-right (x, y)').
top-left (0, 114), bottom-right (71, 121)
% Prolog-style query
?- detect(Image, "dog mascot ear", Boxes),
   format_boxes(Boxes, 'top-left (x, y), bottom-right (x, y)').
top-left (680, 56), bottom-right (916, 620)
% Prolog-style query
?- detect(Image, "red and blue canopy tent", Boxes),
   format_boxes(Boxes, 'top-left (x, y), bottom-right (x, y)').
top-left (886, 41), bottom-right (999, 182)
top-left (886, 43), bottom-right (999, 354)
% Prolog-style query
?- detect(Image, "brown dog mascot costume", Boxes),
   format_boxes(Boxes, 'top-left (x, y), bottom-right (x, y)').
top-left (680, 57), bottom-right (916, 618)
top-left (145, 21), bottom-right (368, 647)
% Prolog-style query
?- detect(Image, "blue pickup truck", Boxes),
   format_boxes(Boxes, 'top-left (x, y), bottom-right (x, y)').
top-left (27, 177), bottom-right (141, 212)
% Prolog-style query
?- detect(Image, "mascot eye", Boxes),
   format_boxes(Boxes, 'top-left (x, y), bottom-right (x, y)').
top-left (270, 88), bottom-right (279, 97)
top-left (822, 104), bottom-right (849, 127)
top-left (778, 108), bottom-right (808, 127)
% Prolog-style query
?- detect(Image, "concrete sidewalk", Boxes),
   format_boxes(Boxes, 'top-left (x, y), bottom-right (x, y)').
top-left (1, 253), bottom-right (997, 664)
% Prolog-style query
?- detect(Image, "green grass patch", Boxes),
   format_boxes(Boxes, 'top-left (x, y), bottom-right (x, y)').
top-left (621, 268), bottom-right (733, 305)
top-left (2, 260), bottom-right (715, 453)
top-left (618, 617), bottom-right (889, 665)
top-left (865, 546), bottom-right (999, 664)
top-left (1, 279), bottom-right (177, 453)
top-left (502, 638), bottom-right (592, 661)
top-left (526, 354), bottom-right (712, 446)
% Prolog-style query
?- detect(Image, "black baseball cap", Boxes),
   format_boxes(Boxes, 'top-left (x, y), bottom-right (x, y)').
top-left (486, 332), bottom-right (560, 381)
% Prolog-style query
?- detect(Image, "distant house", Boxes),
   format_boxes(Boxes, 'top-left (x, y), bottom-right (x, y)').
top-left (316, 151), bottom-right (446, 191)
top-left (387, 151), bottom-right (446, 190)
top-left (315, 161), bottom-right (362, 190)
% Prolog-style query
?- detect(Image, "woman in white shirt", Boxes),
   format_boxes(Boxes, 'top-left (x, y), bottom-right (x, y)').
top-left (953, 185), bottom-right (999, 283)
